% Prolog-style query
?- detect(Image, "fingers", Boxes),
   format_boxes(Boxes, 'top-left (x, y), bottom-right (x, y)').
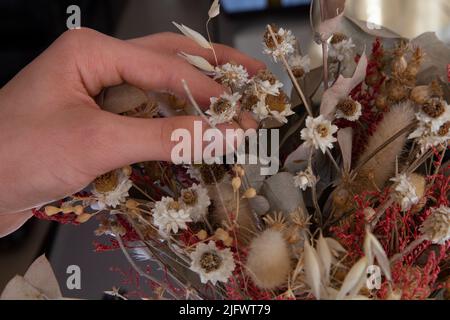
top-left (0, 210), bottom-right (33, 238)
top-left (87, 110), bottom-right (256, 174)
top-left (55, 28), bottom-right (225, 107)
top-left (129, 32), bottom-right (266, 76)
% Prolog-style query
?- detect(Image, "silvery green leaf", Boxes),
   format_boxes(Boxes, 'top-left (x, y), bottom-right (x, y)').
top-left (173, 22), bottom-right (212, 49)
top-left (248, 195), bottom-right (270, 216)
top-left (261, 172), bottom-right (306, 214)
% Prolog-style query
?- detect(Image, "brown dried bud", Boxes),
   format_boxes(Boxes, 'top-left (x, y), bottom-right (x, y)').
top-left (330, 33), bottom-right (348, 44)
top-left (422, 99), bottom-right (446, 118)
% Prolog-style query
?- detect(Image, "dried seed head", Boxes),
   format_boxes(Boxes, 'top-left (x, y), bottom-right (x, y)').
top-left (409, 173), bottom-right (426, 199)
top-left (330, 33), bottom-right (348, 44)
top-left (429, 80), bottom-right (443, 98)
top-left (410, 85), bottom-right (431, 105)
top-left (212, 98), bottom-right (232, 114)
top-left (196, 229), bottom-right (208, 240)
top-left (45, 206), bottom-right (61, 216)
top-left (255, 69), bottom-right (278, 85)
top-left (214, 228), bottom-right (231, 242)
top-left (387, 81), bottom-right (408, 102)
top-left (292, 67), bottom-right (305, 78)
top-left (168, 200), bottom-right (181, 211)
top-left (337, 98), bottom-right (358, 117)
top-left (94, 171), bottom-right (118, 193)
top-left (422, 99), bottom-right (446, 118)
top-left (73, 205), bottom-right (84, 216)
top-left (232, 177), bottom-right (242, 191)
top-left (437, 121), bottom-right (450, 137)
top-left (333, 188), bottom-right (350, 209)
top-left (243, 188), bottom-right (257, 199)
top-left (200, 251), bottom-right (223, 273)
top-left (122, 165), bottom-right (132, 176)
top-left (265, 91), bottom-right (289, 113)
top-left (76, 213), bottom-right (92, 224)
top-left (181, 189), bottom-right (198, 205)
top-left (316, 123), bottom-right (330, 138)
top-left (241, 92), bottom-right (259, 111)
top-left (375, 95), bottom-right (389, 112)
top-left (263, 24), bottom-right (282, 50)
top-left (125, 199), bottom-right (139, 209)
top-left (61, 206), bottom-right (74, 214)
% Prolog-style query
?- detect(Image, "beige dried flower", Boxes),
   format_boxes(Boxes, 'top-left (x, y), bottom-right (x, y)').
top-left (246, 229), bottom-right (291, 289)
top-left (420, 205), bottom-right (450, 244)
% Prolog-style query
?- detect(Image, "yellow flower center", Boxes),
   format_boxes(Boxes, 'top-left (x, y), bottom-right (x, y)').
top-left (200, 251), bottom-right (222, 273)
top-left (337, 99), bottom-right (358, 116)
top-left (265, 91), bottom-right (288, 113)
top-left (182, 190), bottom-right (198, 205)
top-left (94, 171), bottom-right (118, 193)
top-left (316, 124), bottom-right (329, 138)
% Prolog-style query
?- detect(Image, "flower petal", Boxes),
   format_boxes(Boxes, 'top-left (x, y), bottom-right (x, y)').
top-left (172, 22), bottom-right (212, 49)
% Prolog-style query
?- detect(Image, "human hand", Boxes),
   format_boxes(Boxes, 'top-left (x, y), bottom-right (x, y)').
top-left (0, 28), bottom-right (264, 231)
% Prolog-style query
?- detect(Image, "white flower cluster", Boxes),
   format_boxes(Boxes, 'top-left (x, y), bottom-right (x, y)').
top-left (409, 100), bottom-right (450, 154)
top-left (206, 92), bottom-right (242, 126)
top-left (263, 27), bottom-right (296, 62)
top-left (214, 63), bottom-right (249, 91)
top-left (90, 168), bottom-right (133, 210)
top-left (301, 115), bottom-right (338, 153)
top-left (329, 37), bottom-right (355, 62)
top-left (152, 184), bottom-right (210, 236)
top-left (294, 167), bottom-right (316, 191)
top-left (420, 205), bottom-right (450, 244)
top-left (390, 174), bottom-right (419, 212)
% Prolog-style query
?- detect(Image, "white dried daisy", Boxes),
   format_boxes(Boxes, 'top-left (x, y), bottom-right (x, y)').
top-left (254, 79), bottom-right (283, 96)
top-left (328, 36), bottom-right (355, 62)
top-left (415, 99), bottom-right (450, 133)
top-left (269, 103), bottom-right (295, 124)
top-left (90, 168), bottom-right (132, 210)
top-left (214, 63), bottom-right (249, 90)
top-left (390, 174), bottom-right (419, 212)
top-left (180, 183), bottom-right (211, 222)
top-left (253, 99), bottom-right (270, 121)
top-left (408, 121), bottom-right (450, 154)
top-left (263, 27), bottom-right (296, 62)
top-left (420, 205), bottom-right (450, 244)
top-left (288, 54), bottom-right (311, 78)
top-left (294, 168), bottom-right (316, 191)
top-left (301, 115), bottom-right (338, 153)
top-left (335, 98), bottom-right (362, 122)
top-left (152, 197), bottom-right (192, 236)
top-left (190, 241), bottom-right (235, 285)
top-left (206, 92), bottom-right (241, 126)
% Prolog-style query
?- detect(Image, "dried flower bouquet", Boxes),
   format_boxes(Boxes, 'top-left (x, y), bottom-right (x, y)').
top-left (6, 0), bottom-right (449, 300)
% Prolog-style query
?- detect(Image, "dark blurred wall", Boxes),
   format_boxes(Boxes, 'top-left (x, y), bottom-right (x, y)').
top-left (0, 0), bottom-right (126, 86)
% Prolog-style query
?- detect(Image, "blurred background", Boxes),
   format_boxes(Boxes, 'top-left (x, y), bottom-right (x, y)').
top-left (0, 0), bottom-right (449, 299)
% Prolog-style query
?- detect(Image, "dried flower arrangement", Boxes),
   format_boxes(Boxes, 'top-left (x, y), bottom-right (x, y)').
top-left (5, 0), bottom-right (449, 300)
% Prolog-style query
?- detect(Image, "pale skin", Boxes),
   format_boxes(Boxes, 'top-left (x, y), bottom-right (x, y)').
top-left (0, 28), bottom-right (265, 236)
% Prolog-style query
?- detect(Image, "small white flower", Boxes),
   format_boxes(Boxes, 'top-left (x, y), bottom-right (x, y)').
top-left (254, 79), bottom-right (283, 96)
top-left (329, 38), bottom-right (355, 62)
top-left (264, 27), bottom-right (296, 62)
top-left (180, 184), bottom-right (211, 222)
top-left (390, 174), bottom-right (419, 212)
top-left (294, 168), bottom-right (316, 191)
top-left (214, 63), bottom-right (249, 90)
top-left (190, 241), bottom-right (235, 285)
top-left (206, 92), bottom-right (241, 126)
top-left (269, 104), bottom-right (295, 124)
top-left (415, 100), bottom-right (450, 133)
top-left (420, 205), bottom-right (450, 244)
top-left (253, 99), bottom-right (270, 121)
top-left (91, 169), bottom-right (132, 210)
top-left (335, 98), bottom-right (362, 122)
top-left (288, 54), bottom-right (311, 76)
top-left (301, 115), bottom-right (338, 153)
top-left (152, 197), bottom-right (192, 236)
top-left (408, 121), bottom-right (450, 154)
top-left (184, 165), bottom-right (202, 181)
